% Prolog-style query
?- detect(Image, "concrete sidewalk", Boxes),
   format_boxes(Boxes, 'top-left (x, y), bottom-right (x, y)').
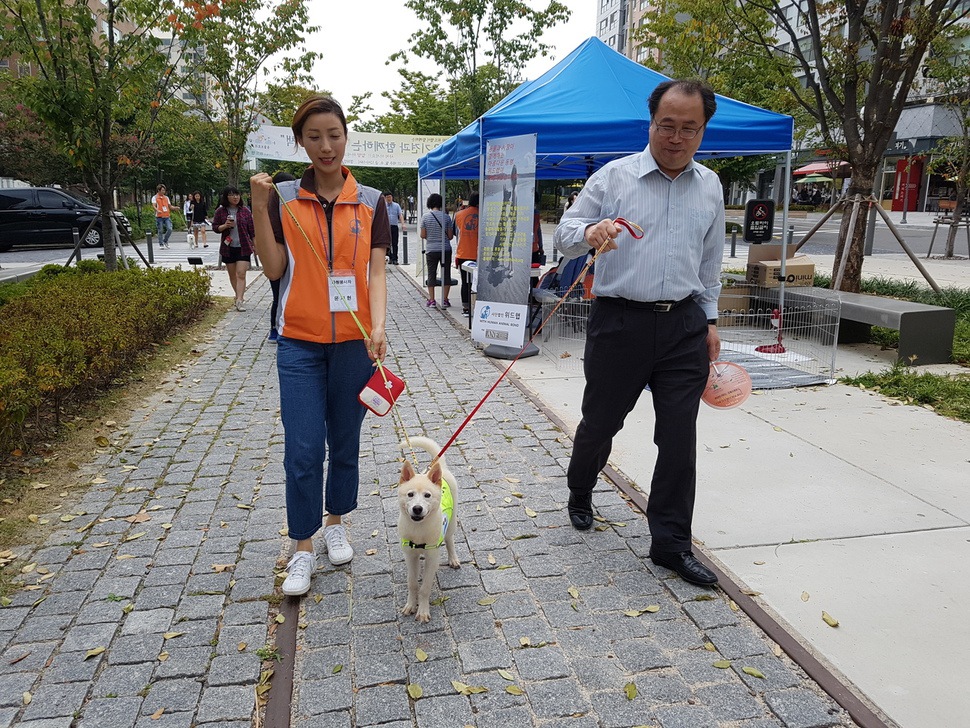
top-left (0, 264), bottom-right (862, 728)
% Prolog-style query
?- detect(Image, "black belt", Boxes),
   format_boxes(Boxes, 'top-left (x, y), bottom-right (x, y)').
top-left (598, 296), bottom-right (692, 312)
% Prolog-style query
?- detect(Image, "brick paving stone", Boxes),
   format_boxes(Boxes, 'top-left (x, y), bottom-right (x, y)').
top-left (132, 710), bottom-right (194, 728)
top-left (765, 689), bottom-right (845, 728)
top-left (207, 654), bottom-right (260, 686)
top-left (297, 675), bottom-right (353, 715)
top-left (0, 708), bottom-right (16, 728)
top-left (92, 663), bottom-right (155, 697)
top-left (708, 625), bottom-right (773, 660)
top-left (19, 681), bottom-right (89, 721)
top-left (153, 646), bottom-right (212, 680)
top-left (354, 684), bottom-right (412, 726)
top-left (122, 608), bottom-right (174, 635)
top-left (13, 718), bottom-right (74, 728)
top-left (76, 696), bottom-right (142, 728)
top-left (195, 684), bottom-right (254, 723)
top-left (413, 694), bottom-right (475, 727)
top-left (652, 704), bottom-right (719, 728)
top-left (0, 608), bottom-right (29, 632)
top-left (353, 652), bottom-right (407, 688)
top-left (106, 633), bottom-right (164, 665)
top-left (526, 677), bottom-right (591, 720)
top-left (457, 637), bottom-right (513, 672)
top-left (43, 650), bottom-right (101, 684)
top-left (403, 656), bottom-right (463, 697)
top-left (139, 679), bottom-right (202, 717)
top-left (734, 655), bottom-right (804, 691)
top-left (0, 672), bottom-right (37, 708)
top-left (684, 598), bottom-right (742, 630)
top-left (512, 644), bottom-right (572, 681)
top-left (0, 642), bottom-right (57, 674)
top-left (696, 682), bottom-right (765, 721)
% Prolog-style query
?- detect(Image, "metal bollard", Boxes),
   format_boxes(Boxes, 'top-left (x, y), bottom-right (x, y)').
top-left (402, 229), bottom-right (409, 266)
top-left (730, 229), bottom-right (737, 258)
top-left (787, 224), bottom-right (794, 248)
top-left (146, 232), bottom-right (154, 264)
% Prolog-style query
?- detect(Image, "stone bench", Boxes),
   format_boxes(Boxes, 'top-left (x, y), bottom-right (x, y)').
top-left (756, 285), bottom-right (956, 365)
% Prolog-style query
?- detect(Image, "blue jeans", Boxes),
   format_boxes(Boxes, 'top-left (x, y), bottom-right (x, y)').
top-left (155, 217), bottom-right (172, 245)
top-left (277, 337), bottom-right (372, 540)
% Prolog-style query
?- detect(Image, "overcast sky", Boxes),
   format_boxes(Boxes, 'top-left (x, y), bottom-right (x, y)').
top-left (304, 1), bottom-right (597, 124)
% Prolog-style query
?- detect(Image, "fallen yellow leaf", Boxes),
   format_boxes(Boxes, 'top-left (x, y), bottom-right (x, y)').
top-left (407, 683), bottom-right (423, 699)
top-left (84, 646), bottom-right (106, 660)
top-left (822, 611), bottom-right (839, 627)
top-left (624, 682), bottom-right (637, 700)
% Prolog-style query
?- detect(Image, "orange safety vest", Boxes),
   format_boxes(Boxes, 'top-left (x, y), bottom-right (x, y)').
top-left (276, 170), bottom-right (380, 344)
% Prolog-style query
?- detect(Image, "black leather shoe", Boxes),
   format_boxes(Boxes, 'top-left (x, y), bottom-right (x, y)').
top-left (567, 491), bottom-right (594, 531)
top-left (650, 550), bottom-right (718, 586)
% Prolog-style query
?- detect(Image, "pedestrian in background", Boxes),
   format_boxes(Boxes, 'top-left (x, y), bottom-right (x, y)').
top-left (383, 191), bottom-right (405, 265)
top-left (554, 79), bottom-right (724, 587)
top-left (153, 184), bottom-right (173, 249)
top-left (454, 191), bottom-right (479, 315)
top-left (183, 195), bottom-right (194, 245)
top-left (212, 186), bottom-right (254, 311)
top-left (421, 193), bottom-right (455, 308)
top-left (249, 95), bottom-right (389, 597)
top-left (190, 191), bottom-right (208, 248)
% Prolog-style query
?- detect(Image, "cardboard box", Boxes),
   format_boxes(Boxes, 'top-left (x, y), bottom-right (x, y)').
top-left (716, 285), bottom-right (751, 326)
top-left (745, 244), bottom-right (815, 287)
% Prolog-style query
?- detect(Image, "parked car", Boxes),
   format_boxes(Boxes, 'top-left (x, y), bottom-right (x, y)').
top-left (0, 187), bottom-right (132, 252)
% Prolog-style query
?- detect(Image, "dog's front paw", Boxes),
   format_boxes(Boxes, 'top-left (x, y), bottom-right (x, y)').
top-left (415, 606), bottom-right (431, 623)
top-left (448, 557), bottom-right (460, 569)
top-left (402, 601), bottom-right (417, 616)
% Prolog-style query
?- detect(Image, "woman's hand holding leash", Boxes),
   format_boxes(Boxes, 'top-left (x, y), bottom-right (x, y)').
top-left (367, 326), bottom-right (387, 362)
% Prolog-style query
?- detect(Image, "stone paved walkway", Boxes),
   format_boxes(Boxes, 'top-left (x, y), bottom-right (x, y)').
top-left (0, 268), bottom-right (856, 728)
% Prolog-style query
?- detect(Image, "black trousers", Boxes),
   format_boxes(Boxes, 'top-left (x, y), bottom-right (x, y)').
top-left (389, 225), bottom-right (399, 263)
top-left (566, 296), bottom-right (710, 553)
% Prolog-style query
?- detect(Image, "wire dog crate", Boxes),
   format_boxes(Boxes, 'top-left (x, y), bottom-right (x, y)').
top-left (539, 284), bottom-right (840, 389)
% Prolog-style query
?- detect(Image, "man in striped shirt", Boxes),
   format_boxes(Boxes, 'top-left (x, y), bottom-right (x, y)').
top-left (553, 79), bottom-right (724, 587)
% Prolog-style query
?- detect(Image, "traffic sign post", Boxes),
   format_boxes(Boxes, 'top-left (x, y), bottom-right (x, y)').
top-left (743, 199), bottom-right (776, 243)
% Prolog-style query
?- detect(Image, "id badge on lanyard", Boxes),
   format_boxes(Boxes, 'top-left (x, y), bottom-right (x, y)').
top-left (328, 269), bottom-right (358, 312)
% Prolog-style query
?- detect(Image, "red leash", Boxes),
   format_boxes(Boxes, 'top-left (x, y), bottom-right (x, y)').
top-left (434, 218), bottom-right (643, 462)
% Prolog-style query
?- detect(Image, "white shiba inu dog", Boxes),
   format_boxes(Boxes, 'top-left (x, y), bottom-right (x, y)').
top-left (398, 437), bottom-right (460, 622)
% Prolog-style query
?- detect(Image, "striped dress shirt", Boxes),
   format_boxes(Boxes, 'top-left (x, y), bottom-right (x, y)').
top-left (554, 148), bottom-right (725, 319)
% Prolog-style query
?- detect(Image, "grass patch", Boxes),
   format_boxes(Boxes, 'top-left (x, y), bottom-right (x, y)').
top-left (0, 296), bottom-right (231, 597)
top-left (841, 363), bottom-right (970, 422)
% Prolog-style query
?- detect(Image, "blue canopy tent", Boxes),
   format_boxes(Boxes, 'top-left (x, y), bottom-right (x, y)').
top-left (418, 37), bottom-right (794, 182)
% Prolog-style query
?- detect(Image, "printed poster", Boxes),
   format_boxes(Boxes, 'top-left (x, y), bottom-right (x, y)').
top-left (472, 134), bottom-right (537, 349)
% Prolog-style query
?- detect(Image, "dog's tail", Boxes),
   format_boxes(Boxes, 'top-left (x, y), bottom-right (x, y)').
top-left (400, 436), bottom-right (444, 466)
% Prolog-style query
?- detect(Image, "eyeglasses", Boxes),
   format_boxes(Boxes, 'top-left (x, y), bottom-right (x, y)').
top-left (653, 124), bottom-right (702, 140)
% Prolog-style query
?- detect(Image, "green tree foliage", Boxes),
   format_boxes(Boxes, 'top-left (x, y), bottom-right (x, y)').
top-left (0, 86), bottom-right (79, 186)
top-left (390, 0), bottom-right (569, 121)
top-left (925, 38), bottom-right (970, 258)
top-left (733, 0), bottom-right (968, 291)
top-left (0, 0), bottom-right (184, 269)
top-left (171, 0), bottom-right (319, 186)
top-left (131, 100), bottom-right (225, 201)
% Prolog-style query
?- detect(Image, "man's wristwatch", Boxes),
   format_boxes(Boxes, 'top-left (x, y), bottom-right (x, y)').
top-left (707, 319), bottom-right (718, 325)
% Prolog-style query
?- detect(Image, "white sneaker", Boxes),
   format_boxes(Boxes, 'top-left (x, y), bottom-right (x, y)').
top-left (281, 551), bottom-right (316, 596)
top-left (323, 524), bottom-right (353, 565)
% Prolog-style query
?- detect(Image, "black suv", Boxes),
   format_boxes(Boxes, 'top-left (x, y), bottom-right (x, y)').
top-left (0, 187), bottom-right (132, 252)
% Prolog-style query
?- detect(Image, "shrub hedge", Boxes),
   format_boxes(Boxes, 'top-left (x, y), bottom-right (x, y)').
top-left (0, 262), bottom-right (211, 451)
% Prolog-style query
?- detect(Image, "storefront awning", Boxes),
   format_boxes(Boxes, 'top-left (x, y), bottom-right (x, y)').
top-left (793, 161), bottom-right (849, 176)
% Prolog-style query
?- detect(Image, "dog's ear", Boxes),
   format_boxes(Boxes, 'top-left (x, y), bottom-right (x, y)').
top-left (428, 459), bottom-right (443, 487)
top-left (400, 460), bottom-right (416, 483)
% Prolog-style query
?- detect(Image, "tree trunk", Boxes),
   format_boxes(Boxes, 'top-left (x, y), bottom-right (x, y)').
top-left (831, 173), bottom-right (876, 292)
top-left (944, 186), bottom-right (966, 258)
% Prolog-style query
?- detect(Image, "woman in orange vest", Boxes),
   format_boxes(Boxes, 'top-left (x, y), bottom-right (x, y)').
top-left (250, 95), bottom-right (389, 597)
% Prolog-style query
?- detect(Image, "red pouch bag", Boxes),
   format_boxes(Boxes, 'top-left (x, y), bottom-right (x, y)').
top-left (358, 366), bottom-right (405, 416)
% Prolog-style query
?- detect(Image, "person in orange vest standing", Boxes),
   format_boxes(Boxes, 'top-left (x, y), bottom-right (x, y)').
top-left (454, 191), bottom-right (479, 315)
top-left (249, 95), bottom-right (389, 598)
top-left (153, 184), bottom-right (173, 249)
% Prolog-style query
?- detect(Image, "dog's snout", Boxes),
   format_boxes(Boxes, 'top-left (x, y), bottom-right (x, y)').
top-left (412, 504), bottom-right (424, 515)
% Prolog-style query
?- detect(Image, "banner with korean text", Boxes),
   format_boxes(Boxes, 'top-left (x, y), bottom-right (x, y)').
top-left (247, 125), bottom-right (449, 168)
top-left (471, 134), bottom-right (537, 349)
